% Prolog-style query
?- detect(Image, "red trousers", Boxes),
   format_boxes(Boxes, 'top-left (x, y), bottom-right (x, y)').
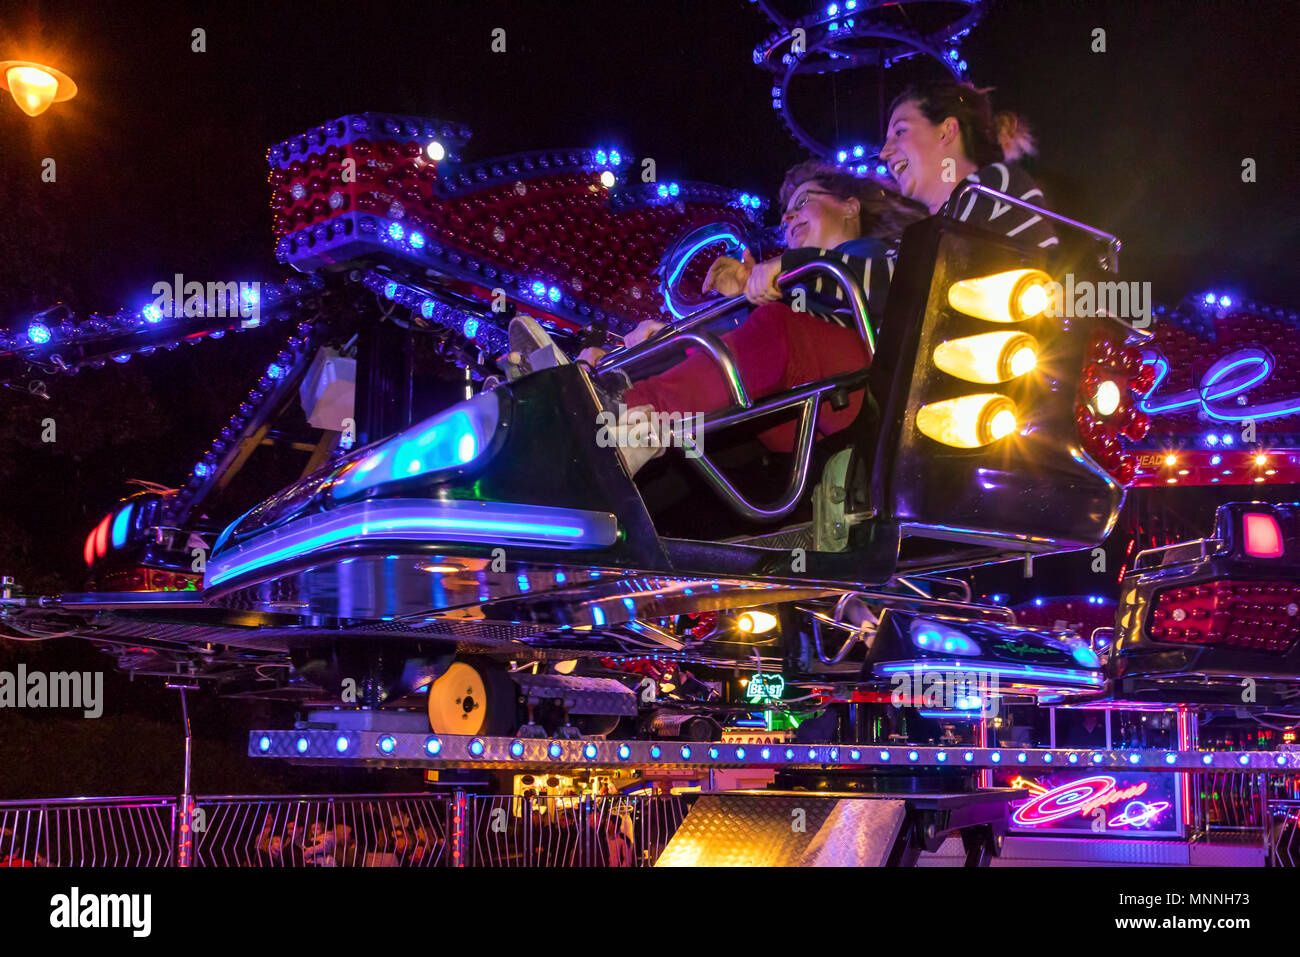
top-left (623, 303), bottom-right (869, 452)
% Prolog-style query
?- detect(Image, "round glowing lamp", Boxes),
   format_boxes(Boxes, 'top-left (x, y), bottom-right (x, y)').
top-left (1093, 380), bottom-right (1121, 416)
top-left (0, 61), bottom-right (77, 117)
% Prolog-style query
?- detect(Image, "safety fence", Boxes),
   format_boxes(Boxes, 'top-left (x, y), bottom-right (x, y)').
top-left (0, 792), bottom-right (693, 867)
top-left (7, 784), bottom-right (1300, 866)
top-left (459, 793), bottom-right (692, 867)
top-left (0, 796), bottom-right (176, 867)
top-left (1192, 771), bottom-right (1268, 832)
top-left (1263, 772), bottom-right (1300, 867)
top-left (190, 793), bottom-right (452, 867)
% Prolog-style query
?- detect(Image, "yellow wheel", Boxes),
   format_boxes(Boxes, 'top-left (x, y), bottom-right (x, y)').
top-left (426, 658), bottom-right (516, 736)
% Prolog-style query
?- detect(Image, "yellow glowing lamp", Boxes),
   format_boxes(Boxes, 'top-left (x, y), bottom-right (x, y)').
top-left (932, 331), bottom-right (1039, 384)
top-left (425, 140), bottom-right (446, 161)
top-left (735, 610), bottom-right (778, 635)
top-left (947, 268), bottom-right (1053, 323)
top-left (0, 61), bottom-right (77, 117)
top-left (916, 393), bottom-right (1019, 448)
top-left (599, 170), bottom-right (616, 188)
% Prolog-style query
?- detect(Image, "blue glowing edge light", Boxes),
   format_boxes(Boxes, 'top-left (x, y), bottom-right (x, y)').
top-left (110, 505), bottom-right (134, 550)
top-left (334, 391), bottom-right (502, 501)
top-left (874, 659), bottom-right (1105, 688)
top-left (661, 223), bottom-right (746, 320)
top-left (207, 498), bottom-right (619, 587)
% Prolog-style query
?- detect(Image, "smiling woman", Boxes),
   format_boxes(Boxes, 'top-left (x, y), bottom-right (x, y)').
top-left (879, 81), bottom-right (1056, 248)
top-left (602, 161), bottom-right (925, 463)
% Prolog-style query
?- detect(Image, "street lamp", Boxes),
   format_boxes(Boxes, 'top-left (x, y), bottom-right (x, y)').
top-left (0, 60), bottom-right (77, 117)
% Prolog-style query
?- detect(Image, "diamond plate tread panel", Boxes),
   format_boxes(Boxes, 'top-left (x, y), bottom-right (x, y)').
top-left (1188, 840), bottom-right (1266, 867)
top-left (917, 835), bottom-right (1265, 867)
top-left (655, 795), bottom-right (904, 867)
top-left (726, 526), bottom-right (814, 551)
top-left (800, 799), bottom-right (905, 867)
top-left (998, 835), bottom-right (1191, 864)
top-left (515, 672), bottom-right (637, 715)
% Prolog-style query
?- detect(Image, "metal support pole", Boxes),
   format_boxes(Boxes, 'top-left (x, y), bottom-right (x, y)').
top-left (168, 682), bottom-right (198, 867)
top-left (1178, 705), bottom-right (1195, 830)
top-left (978, 714), bottom-right (992, 789)
top-left (450, 789), bottom-right (466, 867)
top-left (353, 314), bottom-right (414, 445)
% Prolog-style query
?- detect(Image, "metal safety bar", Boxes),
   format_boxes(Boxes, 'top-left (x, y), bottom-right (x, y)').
top-left (596, 261), bottom-right (876, 524)
top-left (947, 181), bottom-right (1123, 274)
top-left (797, 586), bottom-right (1018, 667)
top-left (600, 260), bottom-right (874, 377)
top-left (683, 394), bottom-right (818, 522)
top-left (1132, 538), bottom-right (1223, 572)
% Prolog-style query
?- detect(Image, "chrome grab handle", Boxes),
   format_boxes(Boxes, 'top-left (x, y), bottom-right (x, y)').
top-left (597, 295), bottom-right (749, 374)
top-left (606, 328), bottom-right (750, 408)
top-left (677, 395), bottom-right (820, 523)
top-left (947, 181), bottom-right (1123, 274)
top-left (594, 259), bottom-right (877, 524)
top-left (1132, 538), bottom-right (1223, 572)
top-left (662, 373), bottom-right (866, 523)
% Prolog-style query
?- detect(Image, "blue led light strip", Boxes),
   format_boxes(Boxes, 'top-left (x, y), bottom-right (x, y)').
top-left (251, 731), bottom-right (1300, 773)
top-left (208, 498), bottom-right (619, 588)
top-left (0, 276), bottom-right (323, 363)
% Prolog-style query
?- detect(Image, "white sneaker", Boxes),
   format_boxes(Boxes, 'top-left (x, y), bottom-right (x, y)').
top-left (506, 315), bottom-right (569, 380)
top-left (611, 404), bottom-right (667, 476)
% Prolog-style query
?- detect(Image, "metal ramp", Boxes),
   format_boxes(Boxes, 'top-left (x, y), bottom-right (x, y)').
top-left (656, 789), bottom-right (1014, 867)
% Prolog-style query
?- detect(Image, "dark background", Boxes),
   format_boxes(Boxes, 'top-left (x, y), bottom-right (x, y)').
top-left (0, 0), bottom-right (1297, 797)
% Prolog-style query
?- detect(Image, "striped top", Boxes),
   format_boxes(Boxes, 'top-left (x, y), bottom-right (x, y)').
top-left (778, 236), bottom-right (896, 331)
top-left (941, 161), bottom-right (1059, 251)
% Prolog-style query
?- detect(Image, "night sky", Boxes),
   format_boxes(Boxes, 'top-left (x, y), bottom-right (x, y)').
top-left (3, 0), bottom-right (1299, 318)
top-left (1, 0), bottom-right (1299, 794)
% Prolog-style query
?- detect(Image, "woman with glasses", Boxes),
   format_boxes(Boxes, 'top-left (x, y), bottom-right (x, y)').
top-left (531, 160), bottom-right (923, 472)
top-left (510, 83), bottom-right (1049, 475)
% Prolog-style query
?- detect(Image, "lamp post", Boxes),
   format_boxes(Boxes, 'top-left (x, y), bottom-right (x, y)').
top-left (0, 60), bottom-right (77, 117)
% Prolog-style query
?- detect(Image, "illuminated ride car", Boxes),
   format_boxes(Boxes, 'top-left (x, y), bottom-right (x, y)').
top-left (80, 486), bottom-right (211, 593)
top-left (769, 598), bottom-right (1103, 739)
top-left (1, 116), bottom-right (1146, 738)
top-left (1102, 501), bottom-right (1300, 706)
top-left (195, 197), bottom-right (1140, 735)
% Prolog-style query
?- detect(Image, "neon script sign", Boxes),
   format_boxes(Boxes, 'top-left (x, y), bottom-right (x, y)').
top-left (1010, 775), bottom-right (1170, 829)
top-left (1140, 346), bottom-right (1300, 421)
